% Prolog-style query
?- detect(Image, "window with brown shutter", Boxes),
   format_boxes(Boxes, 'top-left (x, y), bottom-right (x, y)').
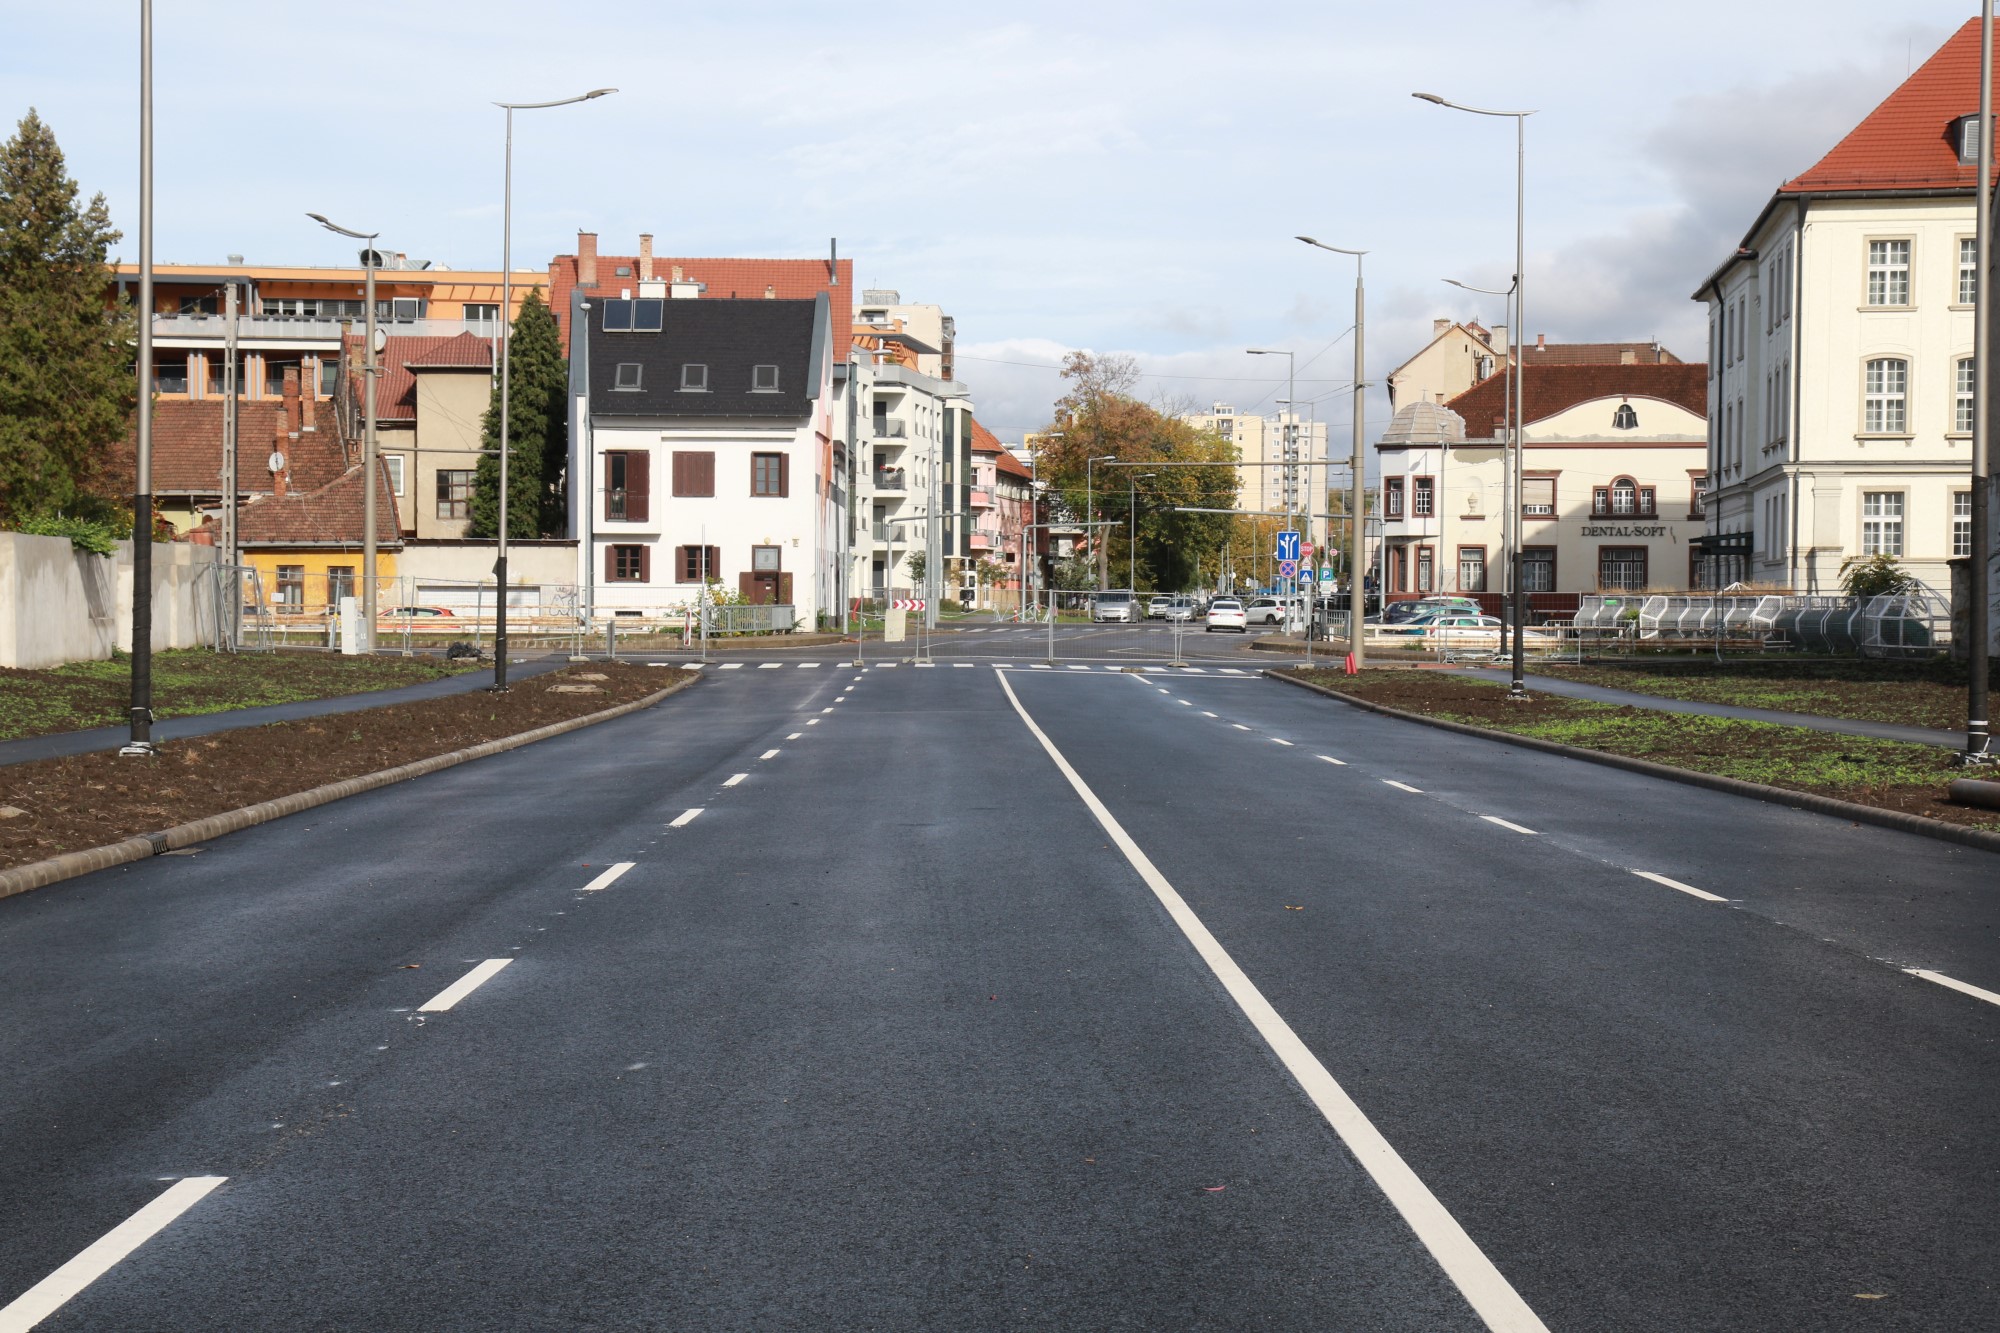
top-left (626, 450), bottom-right (650, 522)
top-left (672, 451), bottom-right (715, 497)
top-left (751, 452), bottom-right (788, 497)
top-left (677, 545), bottom-right (721, 583)
top-left (606, 544), bottom-right (648, 582)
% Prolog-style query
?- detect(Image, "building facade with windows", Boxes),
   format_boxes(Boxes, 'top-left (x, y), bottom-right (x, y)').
top-left (1695, 18), bottom-right (1990, 595)
top-left (1375, 363), bottom-right (1708, 597)
top-left (574, 292), bottom-right (841, 622)
top-left (1176, 404), bottom-right (1328, 533)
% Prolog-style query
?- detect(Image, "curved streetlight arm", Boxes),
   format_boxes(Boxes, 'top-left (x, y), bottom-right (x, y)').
top-left (1297, 236), bottom-right (1367, 259)
top-left (1445, 276), bottom-right (1516, 296)
top-left (496, 87), bottom-right (618, 110)
top-left (306, 212), bottom-right (377, 242)
top-left (1412, 92), bottom-right (1537, 118)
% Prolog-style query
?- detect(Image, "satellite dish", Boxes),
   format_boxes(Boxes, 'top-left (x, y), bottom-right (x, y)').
top-left (268, 451), bottom-right (286, 473)
top-left (372, 327), bottom-right (388, 354)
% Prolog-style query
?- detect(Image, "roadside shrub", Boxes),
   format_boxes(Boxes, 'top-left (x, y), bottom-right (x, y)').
top-left (1838, 554), bottom-right (1923, 600)
top-left (15, 511), bottom-right (121, 556)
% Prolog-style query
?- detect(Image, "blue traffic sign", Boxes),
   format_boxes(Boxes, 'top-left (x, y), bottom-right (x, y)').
top-left (1275, 530), bottom-right (1301, 562)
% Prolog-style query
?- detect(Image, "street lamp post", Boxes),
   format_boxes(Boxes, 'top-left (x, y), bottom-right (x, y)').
top-left (1967, 2), bottom-right (1995, 765)
top-left (1445, 274), bottom-right (1520, 655)
top-left (1084, 453), bottom-right (1115, 588)
top-left (1417, 91), bottom-right (1534, 698)
top-left (493, 87), bottom-right (615, 691)
top-left (308, 212), bottom-right (381, 652)
top-left (1127, 472), bottom-right (1156, 592)
top-left (123, 0), bottom-right (155, 757)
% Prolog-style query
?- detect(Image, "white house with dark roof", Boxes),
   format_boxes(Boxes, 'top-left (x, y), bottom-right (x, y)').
top-left (572, 291), bottom-right (841, 624)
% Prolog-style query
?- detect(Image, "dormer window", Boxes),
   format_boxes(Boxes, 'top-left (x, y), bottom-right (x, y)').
top-left (1959, 113), bottom-right (1984, 166)
top-left (680, 363), bottom-right (708, 392)
top-left (1612, 402), bottom-right (1638, 430)
top-left (751, 364), bottom-right (780, 393)
top-left (613, 363), bottom-right (642, 391)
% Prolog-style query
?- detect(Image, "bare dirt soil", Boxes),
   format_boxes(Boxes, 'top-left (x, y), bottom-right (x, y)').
top-left (0, 663), bottom-right (694, 871)
top-left (1286, 667), bottom-right (2000, 833)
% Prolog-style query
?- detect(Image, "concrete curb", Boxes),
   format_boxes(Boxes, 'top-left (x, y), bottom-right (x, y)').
top-left (0, 674), bottom-right (701, 903)
top-left (1265, 669), bottom-right (2000, 855)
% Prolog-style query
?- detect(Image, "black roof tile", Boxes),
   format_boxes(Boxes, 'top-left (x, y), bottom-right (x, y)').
top-left (586, 297), bottom-right (818, 419)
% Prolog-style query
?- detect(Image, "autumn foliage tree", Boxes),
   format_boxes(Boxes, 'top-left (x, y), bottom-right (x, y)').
top-left (1033, 351), bottom-right (1238, 591)
top-left (0, 109), bottom-right (134, 524)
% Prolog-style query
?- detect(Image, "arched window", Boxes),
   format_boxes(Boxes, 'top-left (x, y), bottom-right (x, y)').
top-left (1611, 477), bottom-right (1638, 515)
top-left (1612, 402), bottom-right (1638, 429)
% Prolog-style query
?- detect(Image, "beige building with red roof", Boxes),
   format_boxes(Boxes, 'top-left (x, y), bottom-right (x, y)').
top-left (1376, 363), bottom-right (1708, 601)
top-left (1696, 17), bottom-right (1992, 599)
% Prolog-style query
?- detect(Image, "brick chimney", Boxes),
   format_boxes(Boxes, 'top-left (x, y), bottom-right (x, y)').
top-left (578, 231), bottom-right (598, 286)
top-left (1620, 348), bottom-right (1636, 365)
top-left (1536, 333), bottom-right (1547, 350)
top-left (638, 233), bottom-right (654, 281)
top-left (1433, 318), bottom-right (1452, 335)
top-left (283, 367), bottom-right (301, 438)
top-left (272, 415), bottom-right (289, 499)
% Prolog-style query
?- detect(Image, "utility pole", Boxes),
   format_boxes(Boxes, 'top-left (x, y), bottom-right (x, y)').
top-left (1968, 0), bottom-right (1995, 765)
top-left (123, 0), bottom-right (155, 758)
top-left (222, 278), bottom-right (239, 649)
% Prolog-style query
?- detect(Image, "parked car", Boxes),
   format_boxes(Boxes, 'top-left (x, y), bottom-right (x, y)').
top-left (1146, 595), bottom-right (1174, 619)
top-left (1244, 596), bottom-right (1301, 626)
top-left (380, 605), bottom-right (456, 619)
top-left (1092, 591), bottom-right (1136, 623)
top-left (1380, 613), bottom-right (1507, 639)
top-left (1163, 596), bottom-right (1197, 622)
top-left (1376, 596), bottom-right (1481, 626)
top-left (1205, 597), bottom-right (1247, 633)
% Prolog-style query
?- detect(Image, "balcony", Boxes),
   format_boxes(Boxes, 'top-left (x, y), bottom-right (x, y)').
top-left (870, 419), bottom-right (908, 439)
top-left (149, 313), bottom-right (497, 346)
top-left (873, 469), bottom-right (907, 491)
top-left (970, 528), bottom-right (1000, 551)
top-left (969, 486), bottom-right (993, 508)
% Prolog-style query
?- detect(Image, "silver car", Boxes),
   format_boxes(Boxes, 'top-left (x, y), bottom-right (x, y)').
top-left (1092, 591), bottom-right (1136, 623)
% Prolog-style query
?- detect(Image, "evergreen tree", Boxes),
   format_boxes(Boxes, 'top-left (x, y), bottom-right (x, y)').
top-left (0, 109), bottom-right (134, 523)
top-left (468, 288), bottom-right (566, 539)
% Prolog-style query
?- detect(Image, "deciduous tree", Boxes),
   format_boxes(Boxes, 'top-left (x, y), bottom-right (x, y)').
top-left (0, 109), bottom-right (134, 524)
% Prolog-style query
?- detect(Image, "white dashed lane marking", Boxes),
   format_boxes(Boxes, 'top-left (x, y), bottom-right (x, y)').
top-left (670, 808), bottom-right (704, 828)
top-left (1480, 815), bottom-right (1539, 835)
top-left (719, 664), bottom-right (743, 671)
top-left (787, 732), bottom-right (802, 739)
top-left (1317, 755), bottom-right (1346, 766)
top-left (578, 863), bottom-right (635, 893)
top-left (1631, 870), bottom-right (1726, 903)
top-left (1904, 969), bottom-right (2000, 1008)
top-left (1272, 738), bottom-right (1294, 747)
top-left (760, 749), bottom-right (781, 760)
top-left (1383, 780), bottom-right (1424, 794)
top-left (419, 959), bottom-right (514, 1012)
top-left (1232, 724), bottom-right (1252, 731)
top-left (0, 1176), bottom-right (228, 1331)
top-left (723, 774), bottom-right (748, 787)
top-left (758, 663), bottom-right (781, 670)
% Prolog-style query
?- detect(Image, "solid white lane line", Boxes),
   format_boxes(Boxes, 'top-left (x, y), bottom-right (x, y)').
top-left (1631, 870), bottom-right (1727, 903)
top-left (1232, 724), bottom-right (1252, 731)
top-left (578, 862), bottom-right (635, 893)
top-left (723, 774), bottom-right (748, 787)
top-left (1383, 780), bottom-right (1424, 794)
top-left (760, 749), bottom-right (781, 760)
top-left (0, 1176), bottom-right (228, 1332)
top-left (1480, 816), bottom-right (1539, 836)
top-left (1904, 969), bottom-right (2000, 1008)
top-left (995, 672), bottom-right (1549, 1333)
top-left (670, 808), bottom-right (703, 828)
top-left (719, 663), bottom-right (743, 670)
top-left (419, 959), bottom-right (514, 1012)
top-left (1272, 738), bottom-right (1294, 747)
top-left (1317, 755), bottom-right (1347, 766)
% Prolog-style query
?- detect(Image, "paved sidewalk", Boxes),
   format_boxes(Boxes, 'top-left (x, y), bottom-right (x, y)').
top-left (1449, 665), bottom-right (1962, 748)
top-left (0, 657), bottom-right (569, 767)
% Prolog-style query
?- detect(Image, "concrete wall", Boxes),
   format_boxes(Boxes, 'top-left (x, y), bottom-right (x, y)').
top-left (0, 532), bottom-right (219, 669)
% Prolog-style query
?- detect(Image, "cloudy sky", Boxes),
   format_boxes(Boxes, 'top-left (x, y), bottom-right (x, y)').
top-left (1, 1), bottom-right (1978, 442)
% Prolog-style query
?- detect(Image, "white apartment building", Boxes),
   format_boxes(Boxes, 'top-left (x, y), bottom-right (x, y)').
top-left (1179, 403), bottom-right (1329, 537)
top-left (1697, 17), bottom-right (1992, 605)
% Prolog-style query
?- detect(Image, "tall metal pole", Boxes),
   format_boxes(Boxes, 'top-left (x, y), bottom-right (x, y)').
top-left (123, 0), bottom-right (155, 757)
top-left (362, 243), bottom-right (378, 650)
top-left (1509, 111), bottom-right (1529, 697)
top-left (222, 278), bottom-right (239, 649)
top-left (1352, 256), bottom-right (1367, 667)
top-left (1968, 0), bottom-right (1995, 764)
top-left (495, 104), bottom-right (514, 689)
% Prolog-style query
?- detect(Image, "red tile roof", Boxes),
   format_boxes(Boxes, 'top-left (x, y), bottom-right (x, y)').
top-left (1443, 363), bottom-right (1710, 438)
top-left (1783, 19), bottom-right (1995, 193)
top-left (970, 418), bottom-right (1033, 478)
top-left (403, 331), bottom-right (494, 369)
top-left (236, 459), bottom-right (401, 548)
top-left (373, 334), bottom-right (497, 421)
top-left (1522, 341), bottom-right (1682, 366)
top-left (111, 397), bottom-right (350, 498)
top-left (548, 246), bottom-right (853, 359)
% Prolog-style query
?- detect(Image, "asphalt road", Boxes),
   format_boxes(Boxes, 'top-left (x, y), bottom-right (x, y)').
top-left (1, 657), bottom-right (1995, 1330)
